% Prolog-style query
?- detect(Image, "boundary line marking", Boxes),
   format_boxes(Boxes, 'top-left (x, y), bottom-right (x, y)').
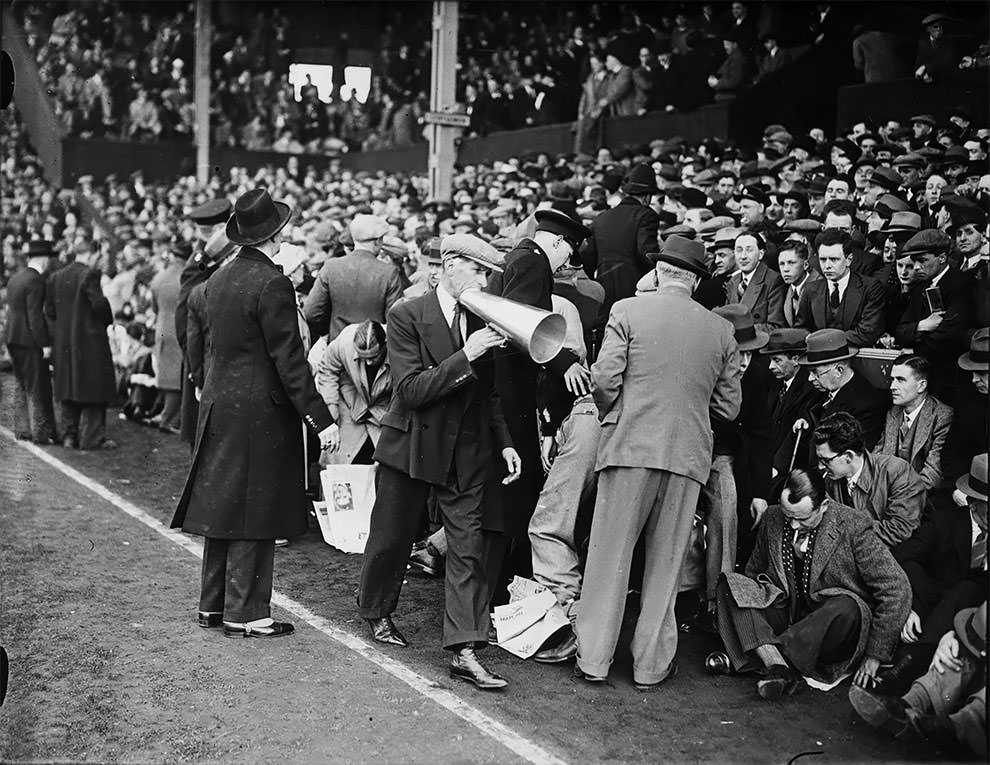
top-left (1, 426), bottom-right (568, 765)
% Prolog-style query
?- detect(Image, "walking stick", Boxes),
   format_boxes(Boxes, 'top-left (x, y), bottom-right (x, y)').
top-left (787, 425), bottom-right (804, 475)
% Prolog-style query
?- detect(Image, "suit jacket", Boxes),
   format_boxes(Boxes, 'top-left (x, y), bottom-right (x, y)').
top-left (806, 371), bottom-right (887, 451)
top-left (44, 261), bottom-right (115, 404)
top-left (713, 47), bottom-right (750, 96)
top-left (726, 261), bottom-right (786, 333)
top-left (825, 451), bottom-right (924, 548)
top-left (602, 65), bottom-right (636, 116)
top-left (582, 197), bottom-right (660, 316)
top-left (592, 285), bottom-right (742, 481)
top-left (172, 248), bottom-right (332, 539)
top-left (795, 272), bottom-right (886, 347)
top-left (895, 268), bottom-right (973, 378)
top-left (6, 266), bottom-right (51, 348)
top-left (740, 502), bottom-right (911, 681)
top-left (769, 368), bottom-right (824, 478)
top-left (150, 261), bottom-right (184, 391)
top-left (317, 322), bottom-right (392, 464)
top-left (373, 289), bottom-right (512, 496)
top-left (873, 397), bottom-right (953, 491)
top-left (941, 386), bottom-right (989, 486)
top-left (304, 249), bottom-right (404, 341)
top-left (781, 271), bottom-right (821, 327)
top-left (893, 505), bottom-right (986, 614)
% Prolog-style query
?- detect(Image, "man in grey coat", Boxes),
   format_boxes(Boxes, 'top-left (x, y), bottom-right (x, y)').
top-left (575, 236), bottom-right (742, 688)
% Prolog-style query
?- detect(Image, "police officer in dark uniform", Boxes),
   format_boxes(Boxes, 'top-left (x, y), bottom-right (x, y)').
top-left (175, 199), bottom-right (233, 447)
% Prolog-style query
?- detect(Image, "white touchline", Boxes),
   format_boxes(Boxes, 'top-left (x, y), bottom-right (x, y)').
top-left (1, 427), bottom-right (567, 765)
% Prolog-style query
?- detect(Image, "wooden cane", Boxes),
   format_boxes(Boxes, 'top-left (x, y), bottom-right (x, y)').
top-left (787, 426), bottom-right (804, 475)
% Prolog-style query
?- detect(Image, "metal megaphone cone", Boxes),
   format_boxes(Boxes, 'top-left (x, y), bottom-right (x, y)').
top-left (457, 288), bottom-right (566, 364)
top-left (204, 226), bottom-right (236, 262)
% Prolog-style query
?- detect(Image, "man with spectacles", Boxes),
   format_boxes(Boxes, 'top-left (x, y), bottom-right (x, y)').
top-left (793, 329), bottom-right (887, 452)
top-left (814, 412), bottom-right (925, 548)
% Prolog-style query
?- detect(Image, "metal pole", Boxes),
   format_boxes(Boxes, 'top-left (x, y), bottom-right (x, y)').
top-left (194, 0), bottom-right (211, 184)
top-left (428, 1), bottom-right (458, 201)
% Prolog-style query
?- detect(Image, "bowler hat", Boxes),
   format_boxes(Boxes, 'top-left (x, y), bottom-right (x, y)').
top-left (760, 328), bottom-right (810, 355)
top-left (26, 240), bottom-right (56, 258)
top-left (190, 198), bottom-right (233, 226)
top-left (956, 453), bottom-right (988, 502)
top-left (958, 327), bottom-right (989, 371)
top-left (534, 205), bottom-right (591, 248)
top-left (621, 163), bottom-right (660, 195)
top-left (713, 304), bottom-right (769, 351)
top-left (953, 602), bottom-right (987, 661)
top-left (655, 235), bottom-right (709, 278)
top-left (440, 233), bottom-right (504, 273)
top-left (903, 229), bottom-right (951, 259)
top-left (798, 328), bottom-right (858, 365)
top-left (225, 189), bottom-right (292, 246)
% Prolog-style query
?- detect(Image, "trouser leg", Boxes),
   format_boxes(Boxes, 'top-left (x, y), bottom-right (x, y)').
top-left (715, 573), bottom-right (791, 672)
top-left (199, 537), bottom-right (227, 614)
top-left (60, 400), bottom-right (81, 445)
top-left (949, 686), bottom-right (987, 759)
top-left (776, 595), bottom-right (861, 676)
top-left (575, 467), bottom-right (658, 678)
top-left (529, 402), bottom-right (600, 608)
top-left (436, 482), bottom-right (489, 649)
top-left (357, 464), bottom-right (429, 619)
top-left (631, 472), bottom-right (703, 684)
top-left (78, 404), bottom-right (107, 450)
top-left (8, 345), bottom-right (31, 438)
top-left (159, 389), bottom-right (181, 429)
top-left (904, 654), bottom-right (982, 717)
top-left (699, 454), bottom-right (737, 602)
top-left (222, 539), bottom-right (276, 623)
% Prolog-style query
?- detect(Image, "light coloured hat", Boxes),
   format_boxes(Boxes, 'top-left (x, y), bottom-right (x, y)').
top-left (349, 214), bottom-right (389, 243)
top-left (440, 234), bottom-right (504, 272)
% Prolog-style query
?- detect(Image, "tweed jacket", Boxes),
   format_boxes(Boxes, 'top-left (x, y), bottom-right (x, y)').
top-left (733, 502), bottom-right (911, 682)
top-left (794, 272), bottom-right (886, 347)
top-left (825, 451), bottom-right (925, 548)
top-left (872, 396), bottom-right (953, 491)
top-left (317, 322), bottom-right (393, 465)
top-left (592, 284), bottom-right (742, 481)
top-left (726, 261), bottom-right (786, 333)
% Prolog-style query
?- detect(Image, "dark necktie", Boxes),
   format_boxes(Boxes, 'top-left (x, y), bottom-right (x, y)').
top-left (737, 277), bottom-right (747, 301)
top-left (451, 304), bottom-right (463, 348)
top-left (828, 282), bottom-right (840, 312)
top-left (899, 414), bottom-right (912, 445)
top-left (790, 286), bottom-right (800, 319)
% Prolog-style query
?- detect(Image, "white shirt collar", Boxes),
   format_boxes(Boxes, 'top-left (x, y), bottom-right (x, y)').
top-left (829, 270), bottom-right (851, 300)
top-left (848, 458), bottom-right (865, 490)
top-left (782, 375), bottom-right (795, 391)
top-left (436, 283), bottom-right (457, 326)
top-left (902, 397), bottom-right (926, 428)
top-left (930, 264), bottom-right (950, 287)
top-left (792, 273), bottom-right (809, 294)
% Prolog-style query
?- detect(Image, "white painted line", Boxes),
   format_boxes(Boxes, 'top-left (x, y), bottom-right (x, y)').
top-left (1, 426), bottom-right (567, 765)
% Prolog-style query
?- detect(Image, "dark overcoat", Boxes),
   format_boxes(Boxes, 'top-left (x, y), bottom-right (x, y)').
top-left (44, 261), bottom-right (115, 403)
top-left (176, 250), bottom-right (221, 445)
top-left (171, 248), bottom-right (332, 539)
top-left (6, 267), bottom-right (51, 348)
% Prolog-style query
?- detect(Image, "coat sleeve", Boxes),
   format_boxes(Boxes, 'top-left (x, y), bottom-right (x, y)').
top-left (82, 268), bottom-right (113, 328)
top-left (302, 264), bottom-right (332, 338)
top-left (919, 404), bottom-right (953, 490)
top-left (872, 460), bottom-right (925, 547)
top-left (319, 335), bottom-right (344, 421)
top-left (26, 274), bottom-right (51, 347)
top-left (384, 267), bottom-right (405, 315)
top-left (590, 304), bottom-right (629, 418)
top-left (499, 255), bottom-right (546, 308)
top-left (388, 303), bottom-right (478, 410)
top-left (844, 276), bottom-right (886, 347)
top-left (186, 292), bottom-right (206, 388)
top-left (580, 234), bottom-right (599, 280)
top-left (487, 371), bottom-right (513, 454)
top-left (636, 208), bottom-right (661, 264)
top-left (258, 276), bottom-right (333, 433)
top-left (759, 270), bottom-right (786, 333)
top-left (711, 333), bottom-right (743, 423)
top-left (852, 521), bottom-right (912, 662)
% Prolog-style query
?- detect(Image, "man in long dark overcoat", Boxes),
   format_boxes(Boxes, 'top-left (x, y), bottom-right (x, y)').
top-left (6, 240), bottom-right (57, 443)
top-left (172, 189), bottom-right (334, 638)
top-left (44, 239), bottom-right (117, 450)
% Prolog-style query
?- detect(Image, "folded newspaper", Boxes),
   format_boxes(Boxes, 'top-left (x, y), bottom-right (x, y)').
top-left (492, 577), bottom-right (570, 659)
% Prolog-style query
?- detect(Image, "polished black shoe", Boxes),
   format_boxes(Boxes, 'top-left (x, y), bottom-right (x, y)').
top-left (634, 660), bottom-right (678, 690)
top-left (757, 664), bottom-right (806, 700)
top-left (450, 647), bottom-right (507, 690)
top-left (408, 543), bottom-right (443, 577)
top-left (367, 616), bottom-right (408, 647)
top-left (534, 630), bottom-right (577, 664)
top-left (198, 611), bottom-right (223, 629)
top-left (848, 685), bottom-right (910, 736)
top-left (223, 621), bottom-right (294, 639)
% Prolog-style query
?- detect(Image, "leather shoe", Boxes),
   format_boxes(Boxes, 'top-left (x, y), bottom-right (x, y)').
top-left (367, 616), bottom-right (408, 647)
top-left (534, 630), bottom-right (577, 663)
top-left (408, 543), bottom-right (443, 577)
top-left (450, 647), bottom-right (507, 690)
top-left (223, 621), bottom-right (294, 639)
top-left (757, 664), bottom-right (806, 700)
top-left (634, 660), bottom-right (678, 690)
top-left (573, 665), bottom-right (607, 683)
top-left (873, 647), bottom-right (929, 697)
top-left (848, 685), bottom-right (910, 736)
top-left (198, 611), bottom-right (223, 629)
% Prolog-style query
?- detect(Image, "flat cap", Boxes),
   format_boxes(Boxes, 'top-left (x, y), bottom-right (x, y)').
top-left (903, 229), bottom-right (952, 258)
top-left (349, 214), bottom-right (389, 243)
top-left (893, 152), bottom-right (925, 168)
top-left (910, 114), bottom-right (937, 126)
top-left (440, 233), bottom-right (504, 272)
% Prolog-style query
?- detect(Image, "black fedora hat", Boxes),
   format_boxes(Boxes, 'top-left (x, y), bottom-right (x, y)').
top-left (621, 163), bottom-right (660, 196)
top-left (225, 189), bottom-right (292, 246)
top-left (655, 235), bottom-right (709, 278)
top-left (26, 240), bottom-right (56, 258)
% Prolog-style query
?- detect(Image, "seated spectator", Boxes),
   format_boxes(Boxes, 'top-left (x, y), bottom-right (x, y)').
top-left (714, 468), bottom-right (911, 700)
top-left (874, 354), bottom-right (953, 492)
top-left (776, 240), bottom-right (821, 328)
top-left (726, 232), bottom-right (786, 333)
top-left (814, 412), bottom-right (925, 548)
top-left (850, 601), bottom-right (986, 760)
top-left (942, 329), bottom-right (990, 486)
top-left (127, 88), bottom-right (161, 141)
top-left (795, 229), bottom-right (885, 346)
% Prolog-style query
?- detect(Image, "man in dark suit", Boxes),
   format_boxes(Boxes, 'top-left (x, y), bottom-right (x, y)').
top-left (761, 328), bottom-right (823, 482)
top-left (6, 241), bottom-right (57, 443)
top-left (795, 229), bottom-right (885, 347)
top-left (794, 329), bottom-right (887, 451)
top-left (175, 198), bottom-right (233, 448)
top-left (172, 189), bottom-right (335, 639)
top-left (581, 163), bottom-right (661, 316)
top-left (304, 214), bottom-right (404, 342)
top-left (357, 235), bottom-right (521, 690)
top-left (44, 239), bottom-right (117, 451)
top-left (874, 354), bottom-right (953, 492)
top-left (895, 230), bottom-right (973, 404)
top-left (726, 232), bottom-right (786, 333)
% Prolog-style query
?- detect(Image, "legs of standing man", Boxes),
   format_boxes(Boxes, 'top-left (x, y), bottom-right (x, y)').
top-left (158, 389), bottom-right (181, 431)
top-left (60, 400), bottom-right (81, 447)
top-left (199, 537), bottom-right (276, 624)
top-left (8, 345), bottom-right (56, 442)
top-left (60, 400), bottom-right (108, 449)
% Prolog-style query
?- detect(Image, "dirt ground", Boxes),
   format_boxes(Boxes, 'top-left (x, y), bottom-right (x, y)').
top-left (0, 371), bottom-right (934, 763)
